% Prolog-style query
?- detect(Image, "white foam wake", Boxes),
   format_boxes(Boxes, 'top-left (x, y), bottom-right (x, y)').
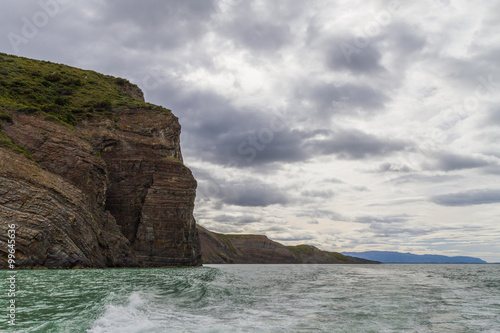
top-left (88, 292), bottom-right (158, 333)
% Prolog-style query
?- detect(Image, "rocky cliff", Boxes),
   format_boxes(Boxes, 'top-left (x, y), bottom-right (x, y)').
top-left (197, 225), bottom-right (377, 264)
top-left (0, 53), bottom-right (201, 268)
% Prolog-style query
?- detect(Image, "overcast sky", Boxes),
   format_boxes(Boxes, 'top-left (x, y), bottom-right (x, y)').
top-left (2, 0), bottom-right (500, 262)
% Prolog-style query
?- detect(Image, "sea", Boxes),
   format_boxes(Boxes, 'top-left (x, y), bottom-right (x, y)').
top-left (1, 264), bottom-right (499, 332)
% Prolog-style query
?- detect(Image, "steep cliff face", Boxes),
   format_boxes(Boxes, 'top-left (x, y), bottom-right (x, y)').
top-left (0, 53), bottom-right (201, 268)
top-left (80, 110), bottom-right (200, 267)
top-left (197, 225), bottom-right (374, 264)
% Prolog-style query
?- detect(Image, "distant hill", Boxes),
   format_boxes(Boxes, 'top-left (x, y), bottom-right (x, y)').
top-left (342, 251), bottom-right (487, 264)
top-left (197, 225), bottom-right (379, 264)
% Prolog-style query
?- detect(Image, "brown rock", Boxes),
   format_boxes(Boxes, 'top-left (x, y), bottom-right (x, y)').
top-left (0, 108), bottom-right (201, 268)
top-left (0, 148), bottom-right (136, 268)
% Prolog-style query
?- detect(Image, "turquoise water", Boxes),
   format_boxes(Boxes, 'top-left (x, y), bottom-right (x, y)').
top-left (1, 264), bottom-right (499, 332)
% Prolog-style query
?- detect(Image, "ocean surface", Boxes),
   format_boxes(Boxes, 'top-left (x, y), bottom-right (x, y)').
top-left (1, 264), bottom-right (499, 332)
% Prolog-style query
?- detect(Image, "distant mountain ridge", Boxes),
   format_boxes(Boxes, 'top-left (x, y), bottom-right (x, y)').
top-left (342, 251), bottom-right (487, 264)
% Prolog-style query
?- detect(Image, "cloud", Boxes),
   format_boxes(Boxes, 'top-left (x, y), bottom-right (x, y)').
top-left (431, 189), bottom-right (500, 206)
top-left (375, 162), bottom-right (414, 173)
top-left (95, 0), bottom-right (216, 50)
top-left (301, 189), bottom-right (335, 199)
top-left (367, 223), bottom-right (450, 238)
top-left (383, 22), bottom-right (427, 55)
top-left (322, 177), bottom-right (344, 184)
top-left (296, 82), bottom-right (388, 118)
top-left (485, 107), bottom-right (500, 126)
top-left (306, 128), bottom-right (411, 160)
top-left (427, 153), bottom-right (491, 171)
top-left (389, 174), bottom-right (463, 185)
top-left (224, 19), bottom-right (292, 51)
top-left (1, 0), bottom-right (500, 261)
top-left (222, 179), bottom-right (288, 207)
top-left (325, 35), bottom-right (385, 74)
top-left (296, 209), bottom-right (348, 222)
top-left (193, 166), bottom-right (290, 207)
top-left (355, 214), bottom-right (412, 224)
top-left (213, 214), bottom-right (260, 225)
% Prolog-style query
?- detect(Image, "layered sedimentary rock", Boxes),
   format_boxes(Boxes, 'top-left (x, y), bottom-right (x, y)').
top-left (197, 225), bottom-right (374, 264)
top-left (0, 53), bottom-right (201, 268)
top-left (80, 110), bottom-right (200, 267)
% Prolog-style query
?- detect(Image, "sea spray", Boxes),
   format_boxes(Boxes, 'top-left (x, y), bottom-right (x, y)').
top-left (0, 265), bottom-right (498, 332)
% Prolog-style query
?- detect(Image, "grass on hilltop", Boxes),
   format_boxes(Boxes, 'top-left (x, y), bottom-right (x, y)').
top-left (0, 52), bottom-right (170, 127)
top-left (0, 52), bottom-right (172, 159)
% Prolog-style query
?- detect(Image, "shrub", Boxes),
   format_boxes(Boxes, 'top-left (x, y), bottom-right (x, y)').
top-left (41, 104), bottom-right (63, 114)
top-left (94, 100), bottom-right (112, 111)
top-left (45, 73), bottom-right (61, 82)
top-left (18, 106), bottom-right (41, 114)
top-left (64, 78), bottom-right (83, 86)
top-left (0, 112), bottom-right (13, 123)
top-left (55, 97), bottom-right (71, 106)
top-left (115, 77), bottom-right (128, 86)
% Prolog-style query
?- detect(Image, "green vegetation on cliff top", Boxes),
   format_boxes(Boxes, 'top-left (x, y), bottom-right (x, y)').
top-left (0, 52), bottom-right (170, 127)
top-left (287, 244), bottom-right (351, 262)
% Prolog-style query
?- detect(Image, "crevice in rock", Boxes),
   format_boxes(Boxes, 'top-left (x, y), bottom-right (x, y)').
top-left (130, 176), bottom-right (154, 245)
top-left (103, 156), bottom-right (155, 247)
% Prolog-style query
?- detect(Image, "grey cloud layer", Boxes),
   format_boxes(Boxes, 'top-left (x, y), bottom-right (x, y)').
top-left (431, 189), bottom-right (500, 207)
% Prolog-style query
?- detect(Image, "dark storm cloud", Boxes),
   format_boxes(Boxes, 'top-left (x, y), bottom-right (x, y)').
top-left (306, 128), bottom-right (411, 160)
top-left (431, 189), bottom-right (500, 207)
top-left (427, 153), bottom-right (490, 171)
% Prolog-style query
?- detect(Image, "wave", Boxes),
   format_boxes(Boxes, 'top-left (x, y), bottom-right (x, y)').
top-left (88, 292), bottom-right (158, 333)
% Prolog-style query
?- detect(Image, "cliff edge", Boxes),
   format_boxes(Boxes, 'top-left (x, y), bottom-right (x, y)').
top-left (0, 53), bottom-right (201, 268)
top-left (197, 225), bottom-right (378, 264)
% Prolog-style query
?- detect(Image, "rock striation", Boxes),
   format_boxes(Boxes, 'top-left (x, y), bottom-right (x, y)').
top-left (0, 53), bottom-right (201, 268)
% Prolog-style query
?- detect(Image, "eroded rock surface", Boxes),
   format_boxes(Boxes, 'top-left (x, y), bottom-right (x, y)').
top-left (0, 86), bottom-right (201, 268)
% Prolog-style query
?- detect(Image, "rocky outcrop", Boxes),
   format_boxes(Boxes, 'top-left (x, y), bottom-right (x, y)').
top-left (0, 53), bottom-right (201, 268)
top-left (0, 147), bottom-right (137, 268)
top-left (79, 110), bottom-right (200, 267)
top-left (197, 225), bottom-right (377, 264)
